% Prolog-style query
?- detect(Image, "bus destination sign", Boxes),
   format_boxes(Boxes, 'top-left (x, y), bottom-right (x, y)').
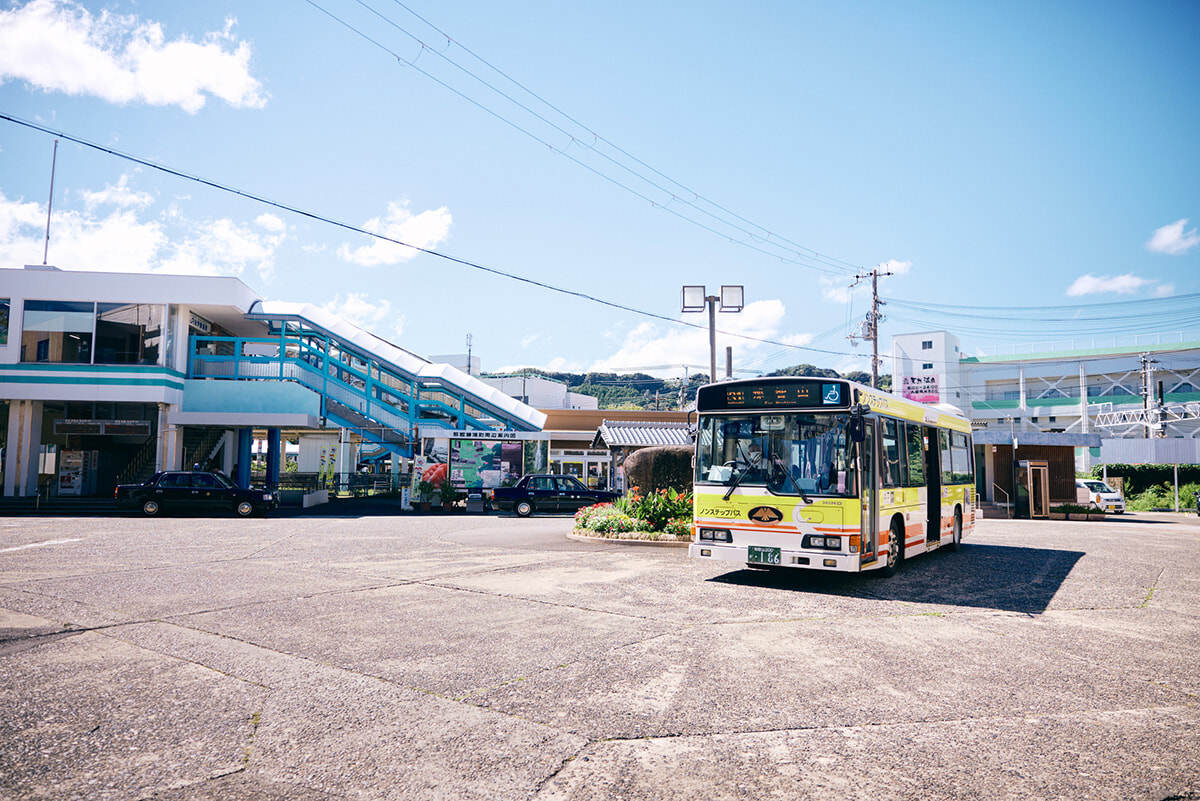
top-left (699, 380), bottom-right (847, 411)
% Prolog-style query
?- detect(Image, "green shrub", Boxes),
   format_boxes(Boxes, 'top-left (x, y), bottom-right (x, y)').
top-left (1127, 484), bottom-right (1174, 511)
top-left (574, 503), bottom-right (642, 536)
top-left (615, 486), bottom-right (693, 531)
top-left (1091, 464), bottom-right (1200, 496)
top-left (576, 487), bottom-right (694, 540)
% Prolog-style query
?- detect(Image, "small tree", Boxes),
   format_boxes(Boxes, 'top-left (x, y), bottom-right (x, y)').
top-left (438, 477), bottom-right (462, 506)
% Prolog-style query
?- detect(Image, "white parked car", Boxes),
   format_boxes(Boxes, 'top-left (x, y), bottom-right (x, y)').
top-left (1076, 479), bottom-right (1125, 514)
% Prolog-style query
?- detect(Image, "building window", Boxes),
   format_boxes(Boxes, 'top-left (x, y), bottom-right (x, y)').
top-left (94, 303), bottom-right (163, 365)
top-left (922, 362), bottom-right (933, 370)
top-left (21, 300), bottom-right (94, 364)
top-left (20, 300), bottom-right (163, 365)
top-left (921, 340), bottom-right (933, 350)
top-left (0, 298), bottom-right (9, 345)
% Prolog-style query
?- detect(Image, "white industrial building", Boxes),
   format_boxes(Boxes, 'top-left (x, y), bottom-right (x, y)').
top-left (892, 330), bottom-right (1200, 474)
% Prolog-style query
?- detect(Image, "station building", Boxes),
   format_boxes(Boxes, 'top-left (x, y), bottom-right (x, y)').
top-left (0, 265), bottom-right (545, 498)
top-left (892, 330), bottom-right (1200, 506)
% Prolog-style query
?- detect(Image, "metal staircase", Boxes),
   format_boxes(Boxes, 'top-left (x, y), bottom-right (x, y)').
top-left (188, 304), bottom-right (544, 459)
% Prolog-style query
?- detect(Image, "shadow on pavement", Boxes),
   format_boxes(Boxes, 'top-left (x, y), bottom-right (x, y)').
top-left (708, 543), bottom-right (1085, 614)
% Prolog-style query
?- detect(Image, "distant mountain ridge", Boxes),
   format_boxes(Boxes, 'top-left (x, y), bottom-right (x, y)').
top-left (486, 366), bottom-right (892, 410)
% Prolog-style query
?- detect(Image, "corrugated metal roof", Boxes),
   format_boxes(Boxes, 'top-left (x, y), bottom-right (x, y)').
top-left (973, 430), bottom-right (1101, 446)
top-left (591, 420), bottom-right (693, 448)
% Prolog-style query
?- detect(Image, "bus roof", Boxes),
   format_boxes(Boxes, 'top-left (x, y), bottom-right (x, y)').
top-left (695, 376), bottom-right (971, 434)
top-left (853, 383), bottom-right (971, 433)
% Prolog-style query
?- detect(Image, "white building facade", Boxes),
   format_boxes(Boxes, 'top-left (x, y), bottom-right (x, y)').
top-left (892, 330), bottom-right (1200, 474)
top-left (0, 266), bottom-right (545, 498)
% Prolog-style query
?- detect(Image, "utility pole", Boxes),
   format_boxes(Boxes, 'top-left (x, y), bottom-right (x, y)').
top-left (1140, 352), bottom-right (1159, 438)
top-left (465, 333), bottom-right (473, 375)
top-left (847, 265), bottom-right (893, 389)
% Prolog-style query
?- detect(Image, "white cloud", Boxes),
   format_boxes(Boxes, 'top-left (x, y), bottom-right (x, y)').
top-left (1065, 273), bottom-right (1154, 297)
top-left (256, 213), bottom-right (286, 234)
top-left (320, 293), bottom-right (406, 342)
top-left (0, 190), bottom-right (167, 270)
top-left (520, 333), bottom-right (541, 349)
top-left (0, 189), bottom-right (286, 281)
top-left (1146, 219), bottom-right (1199, 256)
top-left (0, 0), bottom-right (266, 113)
top-left (80, 174), bottom-right (154, 211)
top-left (159, 215), bottom-right (287, 283)
top-left (337, 202), bottom-right (452, 267)
top-left (589, 299), bottom-right (808, 378)
top-left (321, 292), bottom-right (392, 331)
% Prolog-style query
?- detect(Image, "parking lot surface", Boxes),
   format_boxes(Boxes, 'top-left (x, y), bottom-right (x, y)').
top-left (1, 510), bottom-right (1198, 800)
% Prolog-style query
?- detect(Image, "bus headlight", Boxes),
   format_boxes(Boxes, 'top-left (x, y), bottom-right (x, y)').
top-left (803, 535), bottom-right (842, 550)
top-left (699, 528), bottom-right (732, 542)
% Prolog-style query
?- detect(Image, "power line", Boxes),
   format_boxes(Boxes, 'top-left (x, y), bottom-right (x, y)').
top-left (0, 112), bottom-right (852, 359)
top-left (303, 0), bottom-right (860, 278)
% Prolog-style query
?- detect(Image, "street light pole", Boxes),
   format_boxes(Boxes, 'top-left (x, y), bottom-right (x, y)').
top-left (708, 295), bottom-right (717, 383)
top-left (682, 285), bottom-right (744, 384)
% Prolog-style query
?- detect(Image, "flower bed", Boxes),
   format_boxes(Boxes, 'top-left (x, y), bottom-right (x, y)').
top-left (573, 486), bottom-right (693, 542)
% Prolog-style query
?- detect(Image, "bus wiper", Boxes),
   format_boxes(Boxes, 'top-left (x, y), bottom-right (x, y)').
top-left (772, 456), bottom-right (813, 505)
top-left (722, 464), bottom-right (749, 501)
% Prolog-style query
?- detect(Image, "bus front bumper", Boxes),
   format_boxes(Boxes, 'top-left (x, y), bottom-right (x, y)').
top-left (689, 542), bottom-right (859, 572)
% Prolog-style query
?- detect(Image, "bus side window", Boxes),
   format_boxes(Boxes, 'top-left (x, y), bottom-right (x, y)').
top-left (881, 419), bottom-right (903, 488)
top-left (951, 431), bottom-right (973, 483)
top-left (939, 429), bottom-right (953, 485)
top-left (906, 424), bottom-right (925, 487)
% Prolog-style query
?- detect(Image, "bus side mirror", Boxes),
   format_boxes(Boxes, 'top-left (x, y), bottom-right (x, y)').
top-left (848, 417), bottom-right (865, 443)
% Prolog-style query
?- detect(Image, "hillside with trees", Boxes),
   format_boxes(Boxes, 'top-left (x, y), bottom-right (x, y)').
top-left (488, 366), bottom-right (892, 410)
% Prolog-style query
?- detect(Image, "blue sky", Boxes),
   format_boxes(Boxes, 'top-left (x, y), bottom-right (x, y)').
top-left (1, 0), bottom-right (1197, 379)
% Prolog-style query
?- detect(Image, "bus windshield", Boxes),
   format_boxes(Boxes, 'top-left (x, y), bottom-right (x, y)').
top-left (695, 412), bottom-right (855, 497)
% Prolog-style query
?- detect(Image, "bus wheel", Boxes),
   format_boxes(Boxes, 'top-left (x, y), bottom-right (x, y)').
top-left (947, 509), bottom-right (963, 552)
top-left (879, 523), bottom-right (901, 577)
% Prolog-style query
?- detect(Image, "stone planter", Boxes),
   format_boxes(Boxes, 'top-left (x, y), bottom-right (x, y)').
top-left (1049, 512), bottom-right (1067, 520)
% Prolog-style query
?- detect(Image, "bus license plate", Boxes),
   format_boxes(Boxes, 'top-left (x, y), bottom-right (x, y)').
top-left (748, 546), bottom-right (781, 566)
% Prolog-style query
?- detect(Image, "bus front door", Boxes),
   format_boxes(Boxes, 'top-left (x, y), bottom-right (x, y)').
top-left (925, 425), bottom-right (941, 543)
top-left (859, 422), bottom-right (877, 564)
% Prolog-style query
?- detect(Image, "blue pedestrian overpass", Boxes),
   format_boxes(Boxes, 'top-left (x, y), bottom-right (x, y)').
top-left (186, 301), bottom-right (545, 459)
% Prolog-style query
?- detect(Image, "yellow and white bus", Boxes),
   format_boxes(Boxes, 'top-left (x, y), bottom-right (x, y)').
top-left (690, 377), bottom-right (974, 576)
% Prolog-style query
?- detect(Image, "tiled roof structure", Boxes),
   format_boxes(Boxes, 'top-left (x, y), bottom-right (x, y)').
top-left (591, 420), bottom-right (692, 449)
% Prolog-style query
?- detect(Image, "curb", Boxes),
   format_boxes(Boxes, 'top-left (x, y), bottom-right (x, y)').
top-left (567, 530), bottom-right (690, 548)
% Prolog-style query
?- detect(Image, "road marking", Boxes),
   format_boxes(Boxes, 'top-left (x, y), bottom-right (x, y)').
top-left (0, 538), bottom-right (82, 553)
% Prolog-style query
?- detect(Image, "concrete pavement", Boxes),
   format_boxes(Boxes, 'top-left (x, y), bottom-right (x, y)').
top-left (0, 511), bottom-right (1197, 800)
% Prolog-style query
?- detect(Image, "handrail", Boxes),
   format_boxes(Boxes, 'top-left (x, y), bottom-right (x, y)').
top-left (117, 435), bottom-right (157, 485)
top-left (992, 484), bottom-right (1011, 519)
top-left (35, 474), bottom-right (57, 509)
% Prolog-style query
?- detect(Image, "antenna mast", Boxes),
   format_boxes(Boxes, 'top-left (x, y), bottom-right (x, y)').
top-left (43, 138), bottom-right (59, 265)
